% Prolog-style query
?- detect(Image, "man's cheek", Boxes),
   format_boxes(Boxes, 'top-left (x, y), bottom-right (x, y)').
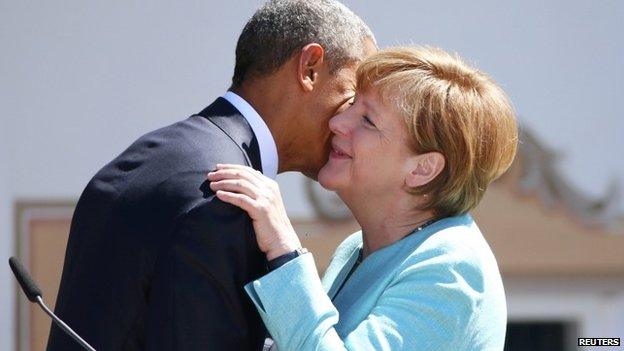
top-left (334, 100), bottom-right (352, 115)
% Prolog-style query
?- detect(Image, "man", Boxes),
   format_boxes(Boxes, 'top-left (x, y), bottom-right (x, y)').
top-left (47, 1), bottom-right (376, 350)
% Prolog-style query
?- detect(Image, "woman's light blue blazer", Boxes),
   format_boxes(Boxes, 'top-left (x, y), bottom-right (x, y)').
top-left (244, 214), bottom-right (507, 350)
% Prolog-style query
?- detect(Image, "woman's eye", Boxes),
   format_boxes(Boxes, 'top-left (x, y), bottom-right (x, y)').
top-left (363, 115), bottom-right (376, 127)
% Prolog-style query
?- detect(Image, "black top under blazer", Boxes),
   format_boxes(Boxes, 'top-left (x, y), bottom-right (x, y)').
top-left (47, 98), bottom-right (267, 351)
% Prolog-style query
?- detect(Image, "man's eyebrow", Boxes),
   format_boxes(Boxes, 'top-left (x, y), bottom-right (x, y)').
top-left (346, 80), bottom-right (356, 92)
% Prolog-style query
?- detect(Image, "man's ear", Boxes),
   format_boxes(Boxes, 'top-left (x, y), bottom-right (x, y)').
top-left (298, 43), bottom-right (325, 92)
top-left (405, 152), bottom-right (445, 188)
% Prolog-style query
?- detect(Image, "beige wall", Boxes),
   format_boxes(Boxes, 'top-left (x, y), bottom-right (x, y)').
top-left (14, 204), bottom-right (73, 351)
top-left (474, 179), bottom-right (624, 277)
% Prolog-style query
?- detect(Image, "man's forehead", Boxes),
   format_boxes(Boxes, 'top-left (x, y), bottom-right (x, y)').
top-left (342, 37), bottom-right (377, 90)
top-left (347, 38), bottom-right (377, 67)
top-left (362, 37), bottom-right (378, 57)
top-left (336, 65), bottom-right (357, 92)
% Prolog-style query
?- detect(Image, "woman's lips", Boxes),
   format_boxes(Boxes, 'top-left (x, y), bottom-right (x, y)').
top-left (330, 144), bottom-right (351, 159)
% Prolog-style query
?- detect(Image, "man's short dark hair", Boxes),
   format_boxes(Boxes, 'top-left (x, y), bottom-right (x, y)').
top-left (232, 0), bottom-right (375, 87)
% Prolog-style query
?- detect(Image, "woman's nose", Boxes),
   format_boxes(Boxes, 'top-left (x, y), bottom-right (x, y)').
top-left (329, 112), bottom-right (351, 136)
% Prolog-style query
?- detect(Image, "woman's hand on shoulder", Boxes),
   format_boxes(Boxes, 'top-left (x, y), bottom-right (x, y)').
top-left (207, 164), bottom-right (301, 260)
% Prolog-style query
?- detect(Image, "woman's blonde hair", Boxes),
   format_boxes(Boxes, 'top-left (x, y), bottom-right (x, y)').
top-left (356, 46), bottom-right (518, 217)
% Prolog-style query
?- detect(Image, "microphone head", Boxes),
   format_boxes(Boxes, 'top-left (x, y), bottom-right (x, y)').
top-left (9, 257), bottom-right (42, 302)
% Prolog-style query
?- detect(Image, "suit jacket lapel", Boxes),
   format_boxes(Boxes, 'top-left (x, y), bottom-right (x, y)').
top-left (196, 97), bottom-right (263, 172)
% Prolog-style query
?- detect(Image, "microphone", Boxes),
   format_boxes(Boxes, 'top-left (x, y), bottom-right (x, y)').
top-left (9, 257), bottom-right (97, 351)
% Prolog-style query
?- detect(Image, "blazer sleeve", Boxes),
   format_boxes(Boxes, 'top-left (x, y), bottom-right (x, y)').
top-left (244, 252), bottom-right (479, 351)
top-left (145, 195), bottom-right (267, 350)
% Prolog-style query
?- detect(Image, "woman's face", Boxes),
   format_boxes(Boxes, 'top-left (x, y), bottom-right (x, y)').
top-left (318, 89), bottom-right (416, 198)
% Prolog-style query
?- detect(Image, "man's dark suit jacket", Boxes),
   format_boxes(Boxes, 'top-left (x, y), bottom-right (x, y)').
top-left (47, 98), bottom-right (267, 350)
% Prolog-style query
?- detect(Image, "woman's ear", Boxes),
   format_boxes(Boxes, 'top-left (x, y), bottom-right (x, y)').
top-left (297, 43), bottom-right (325, 92)
top-left (405, 152), bottom-right (445, 188)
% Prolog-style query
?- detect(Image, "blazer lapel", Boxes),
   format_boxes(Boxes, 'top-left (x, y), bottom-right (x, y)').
top-left (326, 253), bottom-right (360, 301)
top-left (196, 97), bottom-right (263, 172)
top-left (322, 232), bottom-right (363, 300)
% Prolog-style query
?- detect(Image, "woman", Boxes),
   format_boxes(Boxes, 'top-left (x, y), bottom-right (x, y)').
top-left (208, 46), bottom-right (518, 350)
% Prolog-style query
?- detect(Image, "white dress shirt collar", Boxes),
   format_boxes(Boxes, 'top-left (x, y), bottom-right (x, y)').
top-left (222, 91), bottom-right (279, 179)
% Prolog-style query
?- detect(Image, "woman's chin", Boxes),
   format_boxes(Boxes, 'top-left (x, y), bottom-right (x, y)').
top-left (318, 167), bottom-right (341, 191)
top-left (317, 173), bottom-right (335, 191)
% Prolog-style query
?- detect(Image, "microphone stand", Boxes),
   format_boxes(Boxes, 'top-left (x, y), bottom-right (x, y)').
top-left (35, 296), bottom-right (96, 351)
top-left (9, 256), bottom-right (96, 351)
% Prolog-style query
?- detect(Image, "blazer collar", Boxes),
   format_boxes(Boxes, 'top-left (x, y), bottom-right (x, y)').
top-left (196, 97), bottom-right (262, 172)
top-left (323, 215), bottom-right (475, 302)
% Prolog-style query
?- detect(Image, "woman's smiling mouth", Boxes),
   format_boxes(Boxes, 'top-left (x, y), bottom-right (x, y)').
top-left (330, 142), bottom-right (352, 159)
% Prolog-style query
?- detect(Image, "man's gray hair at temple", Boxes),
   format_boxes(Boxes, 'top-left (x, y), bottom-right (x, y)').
top-left (232, 0), bottom-right (376, 87)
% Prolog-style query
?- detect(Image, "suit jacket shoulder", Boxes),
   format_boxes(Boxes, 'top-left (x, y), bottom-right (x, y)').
top-left (48, 97), bottom-right (266, 351)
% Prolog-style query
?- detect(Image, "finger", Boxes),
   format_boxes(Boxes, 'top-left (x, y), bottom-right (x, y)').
top-left (208, 168), bottom-right (266, 188)
top-left (210, 179), bottom-right (260, 199)
top-left (209, 169), bottom-right (266, 189)
top-left (216, 163), bottom-right (264, 178)
top-left (215, 190), bottom-right (258, 216)
top-left (207, 168), bottom-right (259, 184)
top-left (215, 163), bottom-right (256, 171)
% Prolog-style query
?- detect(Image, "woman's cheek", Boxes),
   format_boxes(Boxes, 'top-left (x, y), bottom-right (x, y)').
top-left (352, 144), bottom-right (371, 180)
